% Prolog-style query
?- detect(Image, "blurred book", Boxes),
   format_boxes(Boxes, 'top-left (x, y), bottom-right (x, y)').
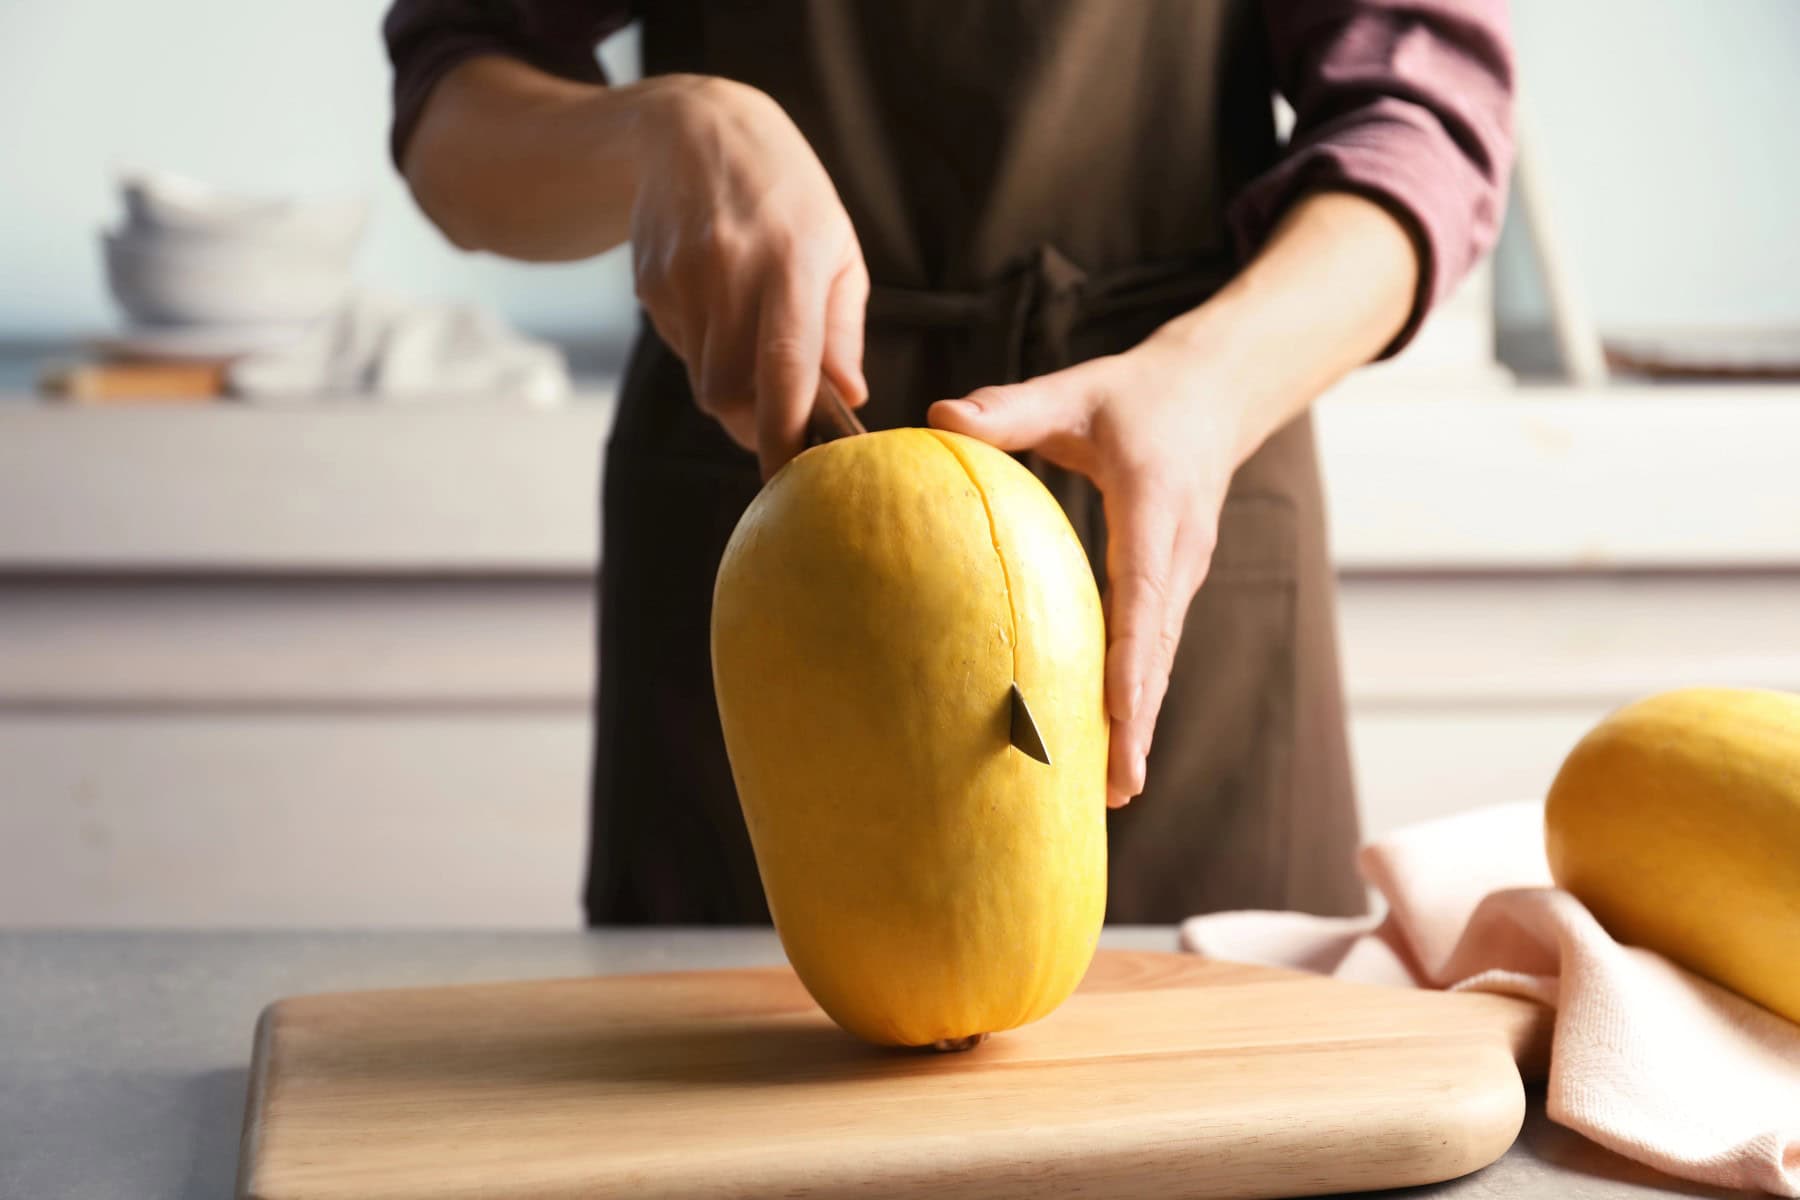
top-left (40, 358), bottom-right (226, 404)
top-left (1603, 327), bottom-right (1800, 381)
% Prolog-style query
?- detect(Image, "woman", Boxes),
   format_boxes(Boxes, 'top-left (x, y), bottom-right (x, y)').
top-left (385, 1), bottom-right (1512, 924)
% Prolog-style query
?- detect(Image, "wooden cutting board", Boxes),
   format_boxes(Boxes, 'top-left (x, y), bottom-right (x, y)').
top-left (237, 950), bottom-right (1551, 1200)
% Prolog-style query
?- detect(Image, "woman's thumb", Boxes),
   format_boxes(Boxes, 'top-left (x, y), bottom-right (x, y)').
top-left (927, 373), bottom-right (1089, 452)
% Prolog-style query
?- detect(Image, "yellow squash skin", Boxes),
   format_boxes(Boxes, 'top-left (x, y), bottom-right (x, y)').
top-left (711, 428), bottom-right (1108, 1048)
top-left (1545, 687), bottom-right (1800, 1024)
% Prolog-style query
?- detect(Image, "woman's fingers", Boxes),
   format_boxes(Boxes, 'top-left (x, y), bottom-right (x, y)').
top-left (660, 252), bottom-right (859, 470)
top-left (1100, 474), bottom-right (1185, 807)
top-left (628, 79), bottom-right (871, 469)
top-left (1170, 518), bottom-right (1218, 624)
top-left (933, 353), bottom-right (1215, 808)
top-left (933, 350), bottom-right (1227, 811)
top-left (696, 290), bottom-right (761, 453)
top-left (754, 267), bottom-right (829, 479)
top-left (821, 258), bottom-right (870, 409)
top-left (666, 308), bottom-right (760, 448)
top-left (927, 362), bottom-right (1105, 470)
top-left (642, 296), bottom-right (692, 366)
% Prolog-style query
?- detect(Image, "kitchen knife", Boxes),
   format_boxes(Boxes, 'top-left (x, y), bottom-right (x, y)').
top-left (805, 375), bottom-right (869, 444)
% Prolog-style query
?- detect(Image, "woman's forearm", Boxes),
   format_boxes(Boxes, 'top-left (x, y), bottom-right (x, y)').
top-left (1155, 191), bottom-right (1421, 466)
top-left (402, 55), bottom-right (658, 261)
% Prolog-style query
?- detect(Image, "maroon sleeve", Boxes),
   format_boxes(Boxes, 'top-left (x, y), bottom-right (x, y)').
top-left (384, 0), bottom-right (633, 168)
top-left (1232, 0), bottom-right (1515, 356)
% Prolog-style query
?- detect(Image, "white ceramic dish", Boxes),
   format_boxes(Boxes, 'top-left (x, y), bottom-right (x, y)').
top-left (102, 230), bottom-right (351, 327)
top-left (118, 169), bottom-right (370, 256)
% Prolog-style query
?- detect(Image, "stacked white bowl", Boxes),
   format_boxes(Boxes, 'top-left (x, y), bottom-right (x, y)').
top-left (101, 171), bottom-right (369, 356)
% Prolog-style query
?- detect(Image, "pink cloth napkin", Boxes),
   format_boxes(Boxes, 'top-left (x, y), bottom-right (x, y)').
top-left (1181, 802), bottom-right (1800, 1196)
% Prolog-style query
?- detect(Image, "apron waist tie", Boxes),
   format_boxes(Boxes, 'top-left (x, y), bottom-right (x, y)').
top-left (866, 245), bottom-right (1235, 381)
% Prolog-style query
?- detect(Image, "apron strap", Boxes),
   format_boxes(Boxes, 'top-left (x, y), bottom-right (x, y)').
top-left (866, 245), bottom-right (1235, 381)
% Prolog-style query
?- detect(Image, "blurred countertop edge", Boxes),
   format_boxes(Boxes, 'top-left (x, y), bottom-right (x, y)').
top-left (2, 333), bottom-right (1799, 574)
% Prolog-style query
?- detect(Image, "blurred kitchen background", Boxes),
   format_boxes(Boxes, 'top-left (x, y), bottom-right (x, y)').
top-left (2, 1), bottom-right (1797, 927)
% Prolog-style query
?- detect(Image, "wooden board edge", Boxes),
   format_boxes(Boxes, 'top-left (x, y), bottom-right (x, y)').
top-left (1165, 959), bottom-right (1554, 1083)
top-left (1122, 1044), bottom-right (1526, 1200)
top-left (1227, 1039), bottom-right (1529, 1200)
top-left (1445, 989), bottom-right (1554, 1083)
top-left (230, 953), bottom-right (1542, 1200)
top-left (1392, 1039), bottom-right (1530, 1193)
top-left (592, 1040), bottom-right (1530, 1200)
top-left (234, 998), bottom-right (289, 1200)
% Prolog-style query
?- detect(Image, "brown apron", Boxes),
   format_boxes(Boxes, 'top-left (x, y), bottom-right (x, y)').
top-left (587, 0), bottom-right (1365, 924)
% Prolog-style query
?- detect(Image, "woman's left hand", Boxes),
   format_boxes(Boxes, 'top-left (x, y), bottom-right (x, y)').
top-left (928, 331), bottom-right (1243, 810)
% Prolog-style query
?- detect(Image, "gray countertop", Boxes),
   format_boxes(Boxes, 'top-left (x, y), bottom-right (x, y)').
top-left (0, 929), bottom-right (1748, 1200)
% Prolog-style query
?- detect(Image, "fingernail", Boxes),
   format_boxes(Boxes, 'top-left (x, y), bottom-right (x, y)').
top-left (1132, 749), bottom-right (1148, 792)
top-left (1127, 680), bottom-right (1144, 720)
top-left (936, 399), bottom-right (976, 417)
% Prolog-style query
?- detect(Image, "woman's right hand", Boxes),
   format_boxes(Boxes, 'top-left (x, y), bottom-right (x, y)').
top-left (631, 76), bottom-right (869, 478)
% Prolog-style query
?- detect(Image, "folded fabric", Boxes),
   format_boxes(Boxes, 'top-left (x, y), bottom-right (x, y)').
top-left (229, 290), bottom-right (569, 406)
top-left (1181, 802), bottom-right (1800, 1196)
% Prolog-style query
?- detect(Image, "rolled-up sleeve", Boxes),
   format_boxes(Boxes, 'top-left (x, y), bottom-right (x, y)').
top-left (384, 0), bottom-right (632, 168)
top-left (1231, 0), bottom-right (1515, 355)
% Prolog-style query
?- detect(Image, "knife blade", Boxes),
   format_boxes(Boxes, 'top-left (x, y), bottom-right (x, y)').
top-left (805, 376), bottom-right (868, 446)
top-left (1008, 681), bottom-right (1052, 766)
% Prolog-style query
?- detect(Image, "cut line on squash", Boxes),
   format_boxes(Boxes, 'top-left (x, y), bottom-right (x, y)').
top-left (926, 431), bottom-right (1051, 765)
top-left (926, 430), bottom-right (1019, 677)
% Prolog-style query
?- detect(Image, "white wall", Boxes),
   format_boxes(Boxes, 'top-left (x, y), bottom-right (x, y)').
top-left (2, 0), bottom-right (1796, 337)
top-left (1493, 0), bottom-right (1800, 330)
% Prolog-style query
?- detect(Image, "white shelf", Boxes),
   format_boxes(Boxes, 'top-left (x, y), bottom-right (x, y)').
top-left (3, 382), bottom-right (1798, 573)
top-left (0, 394), bottom-right (617, 573)
top-left (1317, 382), bottom-right (1800, 571)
